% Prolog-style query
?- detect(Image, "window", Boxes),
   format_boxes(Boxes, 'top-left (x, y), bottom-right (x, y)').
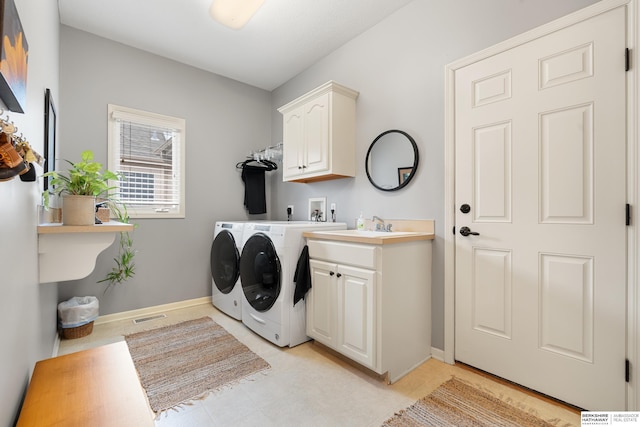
top-left (108, 105), bottom-right (185, 218)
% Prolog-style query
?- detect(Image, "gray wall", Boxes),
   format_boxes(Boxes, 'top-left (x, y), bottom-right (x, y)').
top-left (55, 0), bottom-right (601, 352)
top-left (58, 26), bottom-right (272, 315)
top-left (1, 0), bottom-right (60, 425)
top-left (269, 0), bottom-right (601, 350)
top-left (1, 1), bottom-right (606, 423)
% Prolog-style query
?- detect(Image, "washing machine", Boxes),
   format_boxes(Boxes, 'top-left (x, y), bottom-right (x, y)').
top-left (210, 221), bottom-right (247, 320)
top-left (240, 221), bottom-right (347, 347)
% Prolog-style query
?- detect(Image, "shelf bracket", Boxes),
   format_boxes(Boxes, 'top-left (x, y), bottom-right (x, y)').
top-left (37, 222), bottom-right (133, 284)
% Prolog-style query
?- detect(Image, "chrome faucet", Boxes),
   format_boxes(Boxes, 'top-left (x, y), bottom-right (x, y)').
top-left (372, 216), bottom-right (392, 232)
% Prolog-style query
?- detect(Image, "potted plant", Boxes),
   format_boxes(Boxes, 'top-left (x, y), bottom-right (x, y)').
top-left (43, 150), bottom-right (137, 286)
top-left (43, 150), bottom-right (119, 225)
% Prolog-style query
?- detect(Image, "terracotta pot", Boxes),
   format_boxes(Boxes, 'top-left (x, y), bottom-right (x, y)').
top-left (62, 195), bottom-right (96, 226)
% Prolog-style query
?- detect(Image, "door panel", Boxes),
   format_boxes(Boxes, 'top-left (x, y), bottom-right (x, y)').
top-left (473, 121), bottom-right (512, 222)
top-left (307, 259), bottom-right (337, 347)
top-left (304, 93), bottom-right (330, 174)
top-left (539, 253), bottom-right (593, 362)
top-left (455, 6), bottom-right (627, 410)
top-left (472, 247), bottom-right (512, 339)
top-left (540, 103), bottom-right (593, 223)
top-left (337, 264), bottom-right (375, 369)
top-left (282, 108), bottom-right (304, 179)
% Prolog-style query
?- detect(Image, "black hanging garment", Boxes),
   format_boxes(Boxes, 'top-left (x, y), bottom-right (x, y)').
top-left (241, 164), bottom-right (267, 214)
top-left (293, 245), bottom-right (311, 305)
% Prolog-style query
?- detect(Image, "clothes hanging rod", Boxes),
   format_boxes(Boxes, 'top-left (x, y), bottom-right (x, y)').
top-left (252, 142), bottom-right (282, 153)
top-left (247, 142), bottom-right (283, 160)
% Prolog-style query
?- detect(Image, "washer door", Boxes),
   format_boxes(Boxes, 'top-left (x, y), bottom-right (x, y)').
top-left (240, 233), bottom-right (281, 312)
top-left (210, 230), bottom-right (240, 295)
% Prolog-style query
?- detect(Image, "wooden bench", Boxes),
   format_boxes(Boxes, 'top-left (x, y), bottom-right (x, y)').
top-left (17, 341), bottom-right (153, 426)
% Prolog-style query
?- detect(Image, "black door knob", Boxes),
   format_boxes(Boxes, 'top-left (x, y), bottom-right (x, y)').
top-left (460, 204), bottom-right (471, 214)
top-left (459, 226), bottom-right (479, 236)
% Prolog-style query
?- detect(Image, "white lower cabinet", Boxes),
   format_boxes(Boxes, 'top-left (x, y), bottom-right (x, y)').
top-left (306, 238), bottom-right (432, 383)
top-left (308, 259), bottom-right (376, 369)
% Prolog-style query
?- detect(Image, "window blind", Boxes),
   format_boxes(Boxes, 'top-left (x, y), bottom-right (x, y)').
top-left (108, 105), bottom-right (185, 218)
top-left (116, 120), bottom-right (180, 207)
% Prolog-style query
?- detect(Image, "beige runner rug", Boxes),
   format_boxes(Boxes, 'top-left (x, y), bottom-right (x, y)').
top-left (125, 316), bottom-right (270, 414)
top-left (383, 378), bottom-right (558, 427)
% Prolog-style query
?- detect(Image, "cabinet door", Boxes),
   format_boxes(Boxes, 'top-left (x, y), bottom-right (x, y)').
top-left (337, 264), bottom-right (376, 369)
top-left (282, 106), bottom-right (304, 179)
top-left (303, 92), bottom-right (330, 175)
top-left (307, 259), bottom-right (337, 348)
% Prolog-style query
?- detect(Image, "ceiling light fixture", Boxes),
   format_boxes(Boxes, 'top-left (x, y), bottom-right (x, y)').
top-left (209, 0), bottom-right (265, 30)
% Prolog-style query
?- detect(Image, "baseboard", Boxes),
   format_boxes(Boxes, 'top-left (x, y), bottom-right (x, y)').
top-left (51, 333), bottom-right (60, 358)
top-left (95, 296), bottom-right (212, 325)
top-left (431, 346), bottom-right (445, 362)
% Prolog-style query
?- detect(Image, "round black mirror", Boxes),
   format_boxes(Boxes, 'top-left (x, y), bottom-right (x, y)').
top-left (365, 130), bottom-right (419, 191)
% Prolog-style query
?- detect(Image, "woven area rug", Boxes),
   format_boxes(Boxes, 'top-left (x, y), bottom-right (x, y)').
top-left (125, 316), bottom-right (270, 414)
top-left (382, 378), bottom-right (557, 427)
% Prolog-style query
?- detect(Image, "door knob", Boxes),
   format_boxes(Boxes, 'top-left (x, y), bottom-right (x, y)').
top-left (460, 204), bottom-right (471, 214)
top-left (459, 226), bottom-right (479, 236)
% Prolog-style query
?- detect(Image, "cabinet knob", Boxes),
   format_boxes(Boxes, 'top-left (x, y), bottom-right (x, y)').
top-left (329, 271), bottom-right (335, 276)
top-left (336, 273), bottom-right (342, 278)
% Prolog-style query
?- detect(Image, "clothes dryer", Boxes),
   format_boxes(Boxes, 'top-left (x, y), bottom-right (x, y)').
top-left (240, 221), bottom-right (347, 347)
top-left (210, 221), bottom-right (246, 320)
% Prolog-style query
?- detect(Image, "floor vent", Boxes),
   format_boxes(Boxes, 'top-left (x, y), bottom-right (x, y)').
top-left (132, 314), bottom-right (167, 324)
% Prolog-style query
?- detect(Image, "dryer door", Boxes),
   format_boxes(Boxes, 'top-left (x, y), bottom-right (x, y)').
top-left (240, 233), bottom-right (281, 312)
top-left (210, 230), bottom-right (240, 294)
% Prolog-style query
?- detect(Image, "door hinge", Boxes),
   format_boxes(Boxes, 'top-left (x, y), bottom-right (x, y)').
top-left (626, 359), bottom-right (631, 383)
top-left (626, 48), bottom-right (631, 72)
top-left (452, 226), bottom-right (456, 235)
top-left (627, 204), bottom-right (631, 226)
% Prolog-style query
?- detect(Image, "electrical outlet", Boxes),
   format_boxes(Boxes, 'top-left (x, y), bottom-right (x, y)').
top-left (287, 205), bottom-right (294, 215)
top-left (330, 203), bottom-right (336, 211)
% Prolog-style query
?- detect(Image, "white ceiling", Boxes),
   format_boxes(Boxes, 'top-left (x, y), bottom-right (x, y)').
top-left (58, 0), bottom-right (414, 91)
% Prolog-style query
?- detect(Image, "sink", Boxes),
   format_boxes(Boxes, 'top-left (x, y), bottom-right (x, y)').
top-left (303, 229), bottom-right (434, 244)
top-left (320, 230), bottom-right (416, 237)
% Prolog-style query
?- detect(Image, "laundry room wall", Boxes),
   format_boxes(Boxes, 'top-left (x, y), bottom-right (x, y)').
top-left (269, 0), bottom-right (601, 351)
top-left (58, 26), bottom-right (272, 315)
top-left (1, 0), bottom-right (60, 424)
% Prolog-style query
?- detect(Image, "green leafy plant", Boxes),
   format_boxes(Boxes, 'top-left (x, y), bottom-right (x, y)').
top-left (41, 150), bottom-right (137, 287)
top-left (42, 150), bottom-right (120, 208)
top-left (98, 203), bottom-right (137, 288)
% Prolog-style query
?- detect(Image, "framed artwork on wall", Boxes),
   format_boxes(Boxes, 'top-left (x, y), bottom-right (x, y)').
top-left (0, 0), bottom-right (27, 113)
top-left (43, 88), bottom-right (56, 191)
top-left (398, 167), bottom-right (412, 186)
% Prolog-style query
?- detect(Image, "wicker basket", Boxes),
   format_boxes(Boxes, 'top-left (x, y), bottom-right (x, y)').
top-left (96, 207), bottom-right (111, 223)
top-left (60, 321), bottom-right (94, 339)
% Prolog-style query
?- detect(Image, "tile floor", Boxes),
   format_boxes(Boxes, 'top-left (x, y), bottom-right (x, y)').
top-left (58, 303), bottom-right (580, 427)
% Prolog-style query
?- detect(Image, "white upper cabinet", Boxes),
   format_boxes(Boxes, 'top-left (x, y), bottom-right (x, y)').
top-left (278, 81), bottom-right (359, 183)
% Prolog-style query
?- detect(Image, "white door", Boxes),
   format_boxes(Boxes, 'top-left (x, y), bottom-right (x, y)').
top-left (455, 6), bottom-right (627, 410)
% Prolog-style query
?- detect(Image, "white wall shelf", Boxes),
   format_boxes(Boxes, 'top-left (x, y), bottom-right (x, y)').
top-left (37, 221), bottom-right (134, 284)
